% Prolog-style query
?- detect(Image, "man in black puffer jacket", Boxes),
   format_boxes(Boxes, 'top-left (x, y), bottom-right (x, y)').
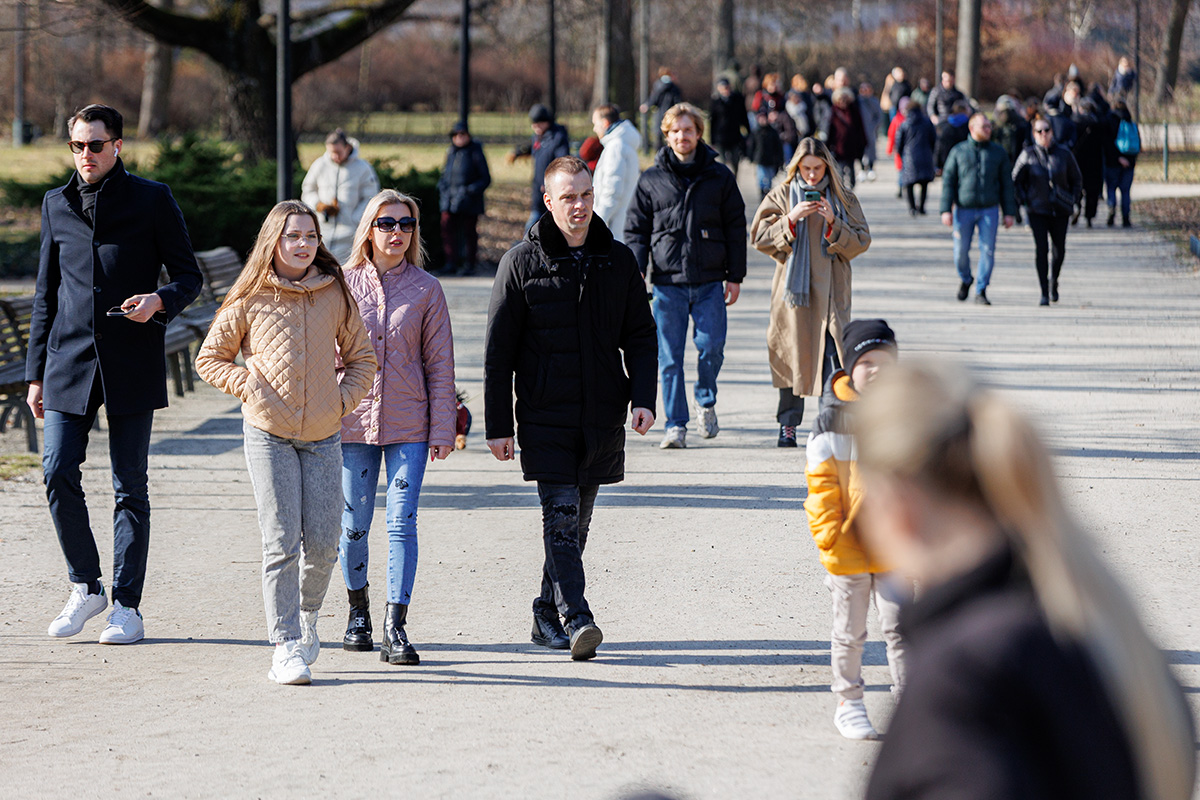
top-left (625, 102), bottom-right (746, 450)
top-left (485, 156), bottom-right (658, 662)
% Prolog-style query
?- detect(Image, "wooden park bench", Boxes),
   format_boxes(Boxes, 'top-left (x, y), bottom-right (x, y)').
top-left (0, 295), bottom-right (38, 452)
top-left (165, 247), bottom-right (244, 397)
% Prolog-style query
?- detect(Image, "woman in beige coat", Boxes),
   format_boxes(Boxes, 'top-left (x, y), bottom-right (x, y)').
top-left (750, 137), bottom-right (871, 447)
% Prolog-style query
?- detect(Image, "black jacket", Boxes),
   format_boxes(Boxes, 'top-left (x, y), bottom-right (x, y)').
top-left (926, 84), bottom-right (966, 120)
top-left (1102, 107), bottom-right (1139, 168)
top-left (895, 108), bottom-right (937, 185)
top-left (867, 547), bottom-right (1142, 800)
top-left (624, 144), bottom-right (747, 286)
top-left (484, 213), bottom-right (657, 485)
top-left (1012, 143), bottom-right (1084, 217)
top-left (27, 160), bottom-right (202, 415)
top-left (438, 139), bottom-right (491, 215)
top-left (709, 92), bottom-right (750, 150)
top-left (748, 124), bottom-right (785, 170)
top-left (1071, 111), bottom-right (1107, 188)
top-left (514, 123), bottom-right (570, 210)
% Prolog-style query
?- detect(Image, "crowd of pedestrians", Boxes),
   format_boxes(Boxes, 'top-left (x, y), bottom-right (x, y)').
top-left (24, 90), bottom-right (1195, 798)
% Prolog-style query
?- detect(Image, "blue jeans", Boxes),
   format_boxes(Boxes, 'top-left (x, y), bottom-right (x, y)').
top-left (1105, 165), bottom-right (1134, 219)
top-left (339, 441), bottom-right (428, 604)
top-left (756, 165), bottom-right (777, 196)
top-left (42, 377), bottom-right (154, 609)
top-left (652, 281), bottom-right (728, 431)
top-left (953, 205), bottom-right (1000, 292)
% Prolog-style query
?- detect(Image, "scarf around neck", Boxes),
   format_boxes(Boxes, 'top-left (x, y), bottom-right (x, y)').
top-left (784, 174), bottom-right (844, 308)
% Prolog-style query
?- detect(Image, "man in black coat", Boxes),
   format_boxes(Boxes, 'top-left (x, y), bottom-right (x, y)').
top-left (625, 103), bottom-right (746, 450)
top-left (437, 121), bottom-right (492, 275)
top-left (709, 78), bottom-right (750, 176)
top-left (27, 104), bottom-right (201, 644)
top-left (484, 156), bottom-right (657, 661)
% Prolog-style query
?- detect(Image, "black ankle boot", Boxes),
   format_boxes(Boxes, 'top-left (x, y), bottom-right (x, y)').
top-left (531, 612), bottom-right (570, 649)
top-left (380, 603), bottom-right (419, 665)
top-left (1107, 208), bottom-right (1116, 227)
top-left (343, 583), bottom-right (373, 651)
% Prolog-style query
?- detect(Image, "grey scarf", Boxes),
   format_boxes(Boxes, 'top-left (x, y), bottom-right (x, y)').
top-left (784, 175), bottom-right (845, 308)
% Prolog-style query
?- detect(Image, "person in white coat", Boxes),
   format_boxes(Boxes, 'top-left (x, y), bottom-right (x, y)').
top-left (301, 129), bottom-right (380, 264)
top-left (591, 104), bottom-right (642, 244)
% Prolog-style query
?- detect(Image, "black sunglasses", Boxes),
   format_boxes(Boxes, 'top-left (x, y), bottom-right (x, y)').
top-left (1033, 126), bottom-right (1052, 133)
top-left (68, 138), bottom-right (117, 154)
top-left (373, 216), bottom-right (417, 233)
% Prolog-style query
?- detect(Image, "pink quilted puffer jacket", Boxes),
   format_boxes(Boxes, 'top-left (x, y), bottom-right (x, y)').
top-left (339, 260), bottom-right (456, 447)
top-left (196, 269), bottom-right (377, 442)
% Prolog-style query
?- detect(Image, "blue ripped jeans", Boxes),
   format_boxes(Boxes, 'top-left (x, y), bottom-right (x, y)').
top-left (339, 441), bottom-right (428, 604)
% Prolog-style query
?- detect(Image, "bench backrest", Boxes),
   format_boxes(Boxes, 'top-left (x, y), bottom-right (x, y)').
top-left (0, 295), bottom-right (34, 368)
top-left (195, 247), bottom-right (245, 305)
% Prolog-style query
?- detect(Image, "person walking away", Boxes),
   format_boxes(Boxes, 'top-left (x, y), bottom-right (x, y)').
top-left (625, 103), bottom-right (747, 449)
top-left (941, 112), bottom-right (1017, 305)
top-left (855, 362), bottom-right (1196, 800)
top-left (29, 103), bottom-right (202, 645)
top-left (301, 129), bottom-right (380, 265)
top-left (822, 88), bottom-right (868, 189)
top-left (1046, 84), bottom-right (1079, 150)
top-left (991, 98), bottom-right (1030, 223)
top-left (591, 104), bottom-right (643, 244)
top-left (437, 122), bottom-right (491, 276)
top-left (640, 68), bottom-right (683, 151)
top-left (886, 97), bottom-right (911, 199)
top-left (1104, 100), bottom-right (1139, 228)
top-left (749, 138), bottom-right (871, 447)
top-left (934, 101), bottom-right (970, 174)
top-left (858, 82), bottom-right (883, 181)
top-left (710, 78), bottom-right (751, 177)
top-left (485, 156), bottom-right (657, 661)
top-left (196, 201), bottom-right (377, 685)
top-left (805, 320), bottom-right (907, 739)
top-left (895, 103), bottom-right (936, 215)
top-left (749, 112), bottom-right (786, 200)
top-left (1012, 117), bottom-right (1083, 306)
top-left (1071, 98), bottom-right (1107, 228)
top-left (506, 104), bottom-right (570, 235)
top-left (336, 190), bottom-right (455, 664)
top-left (926, 70), bottom-right (966, 125)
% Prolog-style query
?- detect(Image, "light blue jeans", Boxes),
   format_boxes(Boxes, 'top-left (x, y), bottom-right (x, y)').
top-left (953, 205), bottom-right (1000, 292)
top-left (339, 441), bottom-right (428, 604)
top-left (652, 281), bottom-right (728, 431)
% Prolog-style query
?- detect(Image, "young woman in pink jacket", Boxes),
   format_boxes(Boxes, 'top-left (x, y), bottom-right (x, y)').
top-left (338, 189), bottom-right (457, 665)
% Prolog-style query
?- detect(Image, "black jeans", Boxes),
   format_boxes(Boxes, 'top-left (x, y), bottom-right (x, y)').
top-left (905, 181), bottom-right (929, 213)
top-left (534, 482), bottom-right (598, 629)
top-left (716, 145), bottom-right (743, 178)
top-left (440, 211), bottom-right (479, 269)
top-left (776, 330), bottom-right (841, 425)
top-left (1027, 212), bottom-right (1069, 297)
top-left (42, 376), bottom-right (154, 608)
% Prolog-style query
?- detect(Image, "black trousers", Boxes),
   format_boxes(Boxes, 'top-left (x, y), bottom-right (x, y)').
top-left (1027, 212), bottom-right (1069, 297)
top-left (776, 330), bottom-right (841, 426)
top-left (905, 181), bottom-right (928, 213)
top-left (534, 482), bottom-right (598, 629)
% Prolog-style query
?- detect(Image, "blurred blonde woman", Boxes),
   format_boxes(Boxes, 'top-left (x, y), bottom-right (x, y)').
top-left (337, 190), bottom-right (456, 666)
top-left (197, 201), bottom-right (376, 685)
top-left (855, 362), bottom-right (1195, 800)
top-left (750, 137), bottom-right (870, 447)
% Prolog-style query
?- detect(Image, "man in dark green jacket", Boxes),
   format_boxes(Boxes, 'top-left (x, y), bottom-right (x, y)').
top-left (940, 113), bottom-right (1017, 305)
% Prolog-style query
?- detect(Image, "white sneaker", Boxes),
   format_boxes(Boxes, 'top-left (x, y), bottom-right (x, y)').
top-left (268, 640), bottom-right (312, 685)
top-left (48, 582), bottom-right (108, 637)
top-left (834, 698), bottom-right (879, 740)
top-left (867, 170), bottom-right (877, 182)
top-left (98, 601), bottom-right (145, 644)
top-left (298, 609), bottom-right (320, 665)
top-left (696, 405), bottom-right (719, 439)
top-left (659, 426), bottom-right (687, 449)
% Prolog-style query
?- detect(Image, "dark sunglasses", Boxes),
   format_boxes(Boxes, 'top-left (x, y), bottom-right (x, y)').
top-left (68, 138), bottom-right (117, 154)
top-left (1033, 126), bottom-right (1052, 133)
top-left (373, 216), bottom-right (417, 233)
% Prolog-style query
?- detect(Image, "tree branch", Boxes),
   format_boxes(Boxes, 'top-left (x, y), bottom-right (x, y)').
top-left (292, 0), bottom-right (419, 77)
top-left (95, 0), bottom-right (231, 55)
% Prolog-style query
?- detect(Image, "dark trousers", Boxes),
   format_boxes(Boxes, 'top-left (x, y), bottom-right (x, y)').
top-left (440, 211), bottom-right (479, 270)
top-left (776, 330), bottom-right (841, 426)
top-left (1081, 175), bottom-right (1103, 221)
top-left (716, 145), bottom-right (742, 178)
top-left (904, 181), bottom-right (928, 213)
top-left (1028, 212), bottom-right (1070, 297)
top-left (836, 158), bottom-right (857, 189)
top-left (534, 482), bottom-right (598, 629)
top-left (42, 377), bottom-right (155, 608)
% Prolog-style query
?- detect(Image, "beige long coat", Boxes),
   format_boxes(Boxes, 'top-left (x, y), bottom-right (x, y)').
top-left (750, 181), bottom-right (871, 397)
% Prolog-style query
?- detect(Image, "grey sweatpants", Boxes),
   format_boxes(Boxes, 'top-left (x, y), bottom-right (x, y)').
top-left (243, 421), bottom-right (343, 643)
top-left (825, 572), bottom-right (908, 699)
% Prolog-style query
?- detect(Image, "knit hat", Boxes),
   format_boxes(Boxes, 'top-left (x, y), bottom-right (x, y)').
top-left (529, 103), bottom-right (554, 124)
top-left (449, 121), bottom-right (469, 137)
top-left (842, 319), bottom-right (898, 375)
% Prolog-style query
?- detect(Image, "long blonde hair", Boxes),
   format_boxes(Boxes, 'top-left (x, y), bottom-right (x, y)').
top-left (218, 200), bottom-right (355, 325)
top-left (784, 137), bottom-right (854, 211)
top-left (346, 189), bottom-right (427, 270)
top-left (854, 362), bottom-right (1195, 800)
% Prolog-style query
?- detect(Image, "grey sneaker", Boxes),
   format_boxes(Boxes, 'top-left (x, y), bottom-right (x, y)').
top-left (298, 609), bottom-right (320, 665)
top-left (659, 426), bottom-right (687, 449)
top-left (696, 405), bottom-right (719, 439)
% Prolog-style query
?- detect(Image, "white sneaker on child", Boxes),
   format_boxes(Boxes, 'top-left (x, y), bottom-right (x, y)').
top-left (298, 609), bottom-right (320, 665)
top-left (48, 582), bottom-right (108, 637)
top-left (268, 640), bottom-right (312, 685)
top-left (834, 698), bottom-right (879, 740)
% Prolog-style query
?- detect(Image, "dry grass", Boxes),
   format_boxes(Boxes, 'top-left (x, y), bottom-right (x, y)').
top-left (0, 453), bottom-right (40, 480)
top-left (1135, 196), bottom-right (1200, 269)
top-left (1133, 150), bottom-right (1200, 184)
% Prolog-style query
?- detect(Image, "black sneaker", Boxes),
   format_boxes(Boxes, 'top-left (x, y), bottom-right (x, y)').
top-left (568, 623), bottom-right (603, 661)
top-left (975, 290), bottom-right (991, 306)
top-left (957, 281), bottom-right (971, 301)
top-left (777, 425), bottom-right (798, 448)
top-left (531, 613), bottom-right (570, 649)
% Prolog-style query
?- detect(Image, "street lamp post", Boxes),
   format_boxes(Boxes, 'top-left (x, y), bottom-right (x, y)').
top-left (277, 0), bottom-right (293, 202)
top-left (459, 0), bottom-right (470, 126)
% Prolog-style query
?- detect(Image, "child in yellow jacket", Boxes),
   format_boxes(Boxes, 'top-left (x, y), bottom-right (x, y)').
top-left (804, 319), bottom-right (907, 740)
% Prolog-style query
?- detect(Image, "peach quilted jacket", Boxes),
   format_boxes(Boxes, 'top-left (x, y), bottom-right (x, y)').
top-left (196, 269), bottom-right (377, 442)
top-left (339, 260), bottom-right (456, 447)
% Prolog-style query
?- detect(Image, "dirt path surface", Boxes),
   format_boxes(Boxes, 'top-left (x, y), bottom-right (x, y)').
top-left (1, 162), bottom-right (1197, 798)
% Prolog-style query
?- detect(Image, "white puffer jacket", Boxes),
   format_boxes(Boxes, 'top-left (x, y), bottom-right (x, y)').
top-left (300, 139), bottom-right (380, 264)
top-left (592, 119), bottom-right (642, 243)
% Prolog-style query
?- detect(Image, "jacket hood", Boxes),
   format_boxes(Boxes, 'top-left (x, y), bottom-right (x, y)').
top-left (265, 267), bottom-right (337, 295)
top-left (653, 142), bottom-right (717, 172)
top-left (526, 209), bottom-right (615, 261)
top-left (820, 370), bottom-right (858, 415)
top-left (602, 118), bottom-right (642, 151)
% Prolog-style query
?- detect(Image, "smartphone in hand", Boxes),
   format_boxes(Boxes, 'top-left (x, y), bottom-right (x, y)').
top-left (804, 190), bottom-right (822, 203)
top-left (106, 306), bottom-right (131, 317)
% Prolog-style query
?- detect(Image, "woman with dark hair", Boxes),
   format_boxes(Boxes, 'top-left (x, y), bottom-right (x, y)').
top-left (821, 88), bottom-right (868, 189)
top-left (1104, 100), bottom-right (1139, 228)
top-left (1071, 97), bottom-right (1107, 227)
top-left (894, 102), bottom-right (936, 215)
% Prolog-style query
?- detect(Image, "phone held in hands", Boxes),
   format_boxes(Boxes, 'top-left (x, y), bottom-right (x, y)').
top-left (804, 190), bottom-right (822, 203)
top-left (106, 306), bottom-right (131, 317)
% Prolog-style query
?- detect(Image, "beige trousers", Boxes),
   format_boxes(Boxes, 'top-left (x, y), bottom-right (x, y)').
top-left (824, 572), bottom-right (908, 699)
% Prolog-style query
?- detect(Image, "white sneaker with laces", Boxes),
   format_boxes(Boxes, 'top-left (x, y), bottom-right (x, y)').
top-left (696, 405), bottom-right (719, 439)
top-left (268, 640), bottom-right (312, 685)
top-left (659, 426), bottom-right (687, 449)
top-left (298, 609), bottom-right (320, 665)
top-left (98, 601), bottom-right (144, 644)
top-left (48, 582), bottom-right (108, 638)
top-left (834, 698), bottom-right (879, 740)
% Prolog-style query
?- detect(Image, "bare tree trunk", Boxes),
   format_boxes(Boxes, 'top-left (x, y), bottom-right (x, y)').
top-left (593, 0), bottom-right (636, 114)
top-left (956, 0), bottom-right (982, 98)
top-left (712, 0), bottom-right (734, 82)
top-left (138, 0), bottom-right (175, 139)
top-left (593, 0), bottom-right (612, 109)
top-left (1155, 0), bottom-right (1191, 103)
